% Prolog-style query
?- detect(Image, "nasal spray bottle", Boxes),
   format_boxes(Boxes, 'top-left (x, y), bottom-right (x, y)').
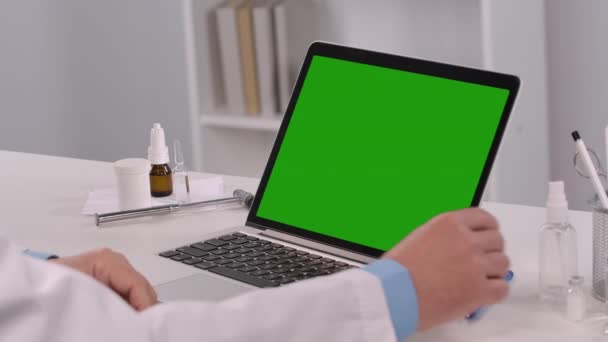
top-left (148, 123), bottom-right (173, 197)
top-left (539, 181), bottom-right (578, 305)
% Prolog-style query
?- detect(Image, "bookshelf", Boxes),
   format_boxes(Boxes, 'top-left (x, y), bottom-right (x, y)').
top-left (184, 0), bottom-right (548, 204)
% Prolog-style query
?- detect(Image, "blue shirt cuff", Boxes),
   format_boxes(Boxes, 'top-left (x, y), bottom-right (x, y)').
top-left (23, 249), bottom-right (58, 260)
top-left (363, 259), bottom-right (419, 341)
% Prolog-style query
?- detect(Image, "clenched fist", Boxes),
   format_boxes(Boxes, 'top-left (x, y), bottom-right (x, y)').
top-left (384, 208), bottom-right (510, 330)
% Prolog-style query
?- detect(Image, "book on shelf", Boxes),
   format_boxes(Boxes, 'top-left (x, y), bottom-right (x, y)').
top-left (253, 0), bottom-right (278, 116)
top-left (216, 0), bottom-right (245, 114)
top-left (237, 0), bottom-right (260, 116)
top-left (273, 0), bottom-right (290, 114)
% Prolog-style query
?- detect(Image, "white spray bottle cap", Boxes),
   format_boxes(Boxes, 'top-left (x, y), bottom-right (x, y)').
top-left (546, 180), bottom-right (568, 223)
top-left (147, 123), bottom-right (169, 165)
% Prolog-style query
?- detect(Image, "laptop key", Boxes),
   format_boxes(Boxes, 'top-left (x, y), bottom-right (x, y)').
top-left (273, 267), bottom-right (290, 274)
top-left (259, 255), bottom-right (277, 262)
top-left (245, 236), bottom-right (259, 241)
top-left (177, 247), bottom-right (208, 258)
top-left (235, 256), bottom-right (252, 263)
top-left (219, 235), bottom-right (238, 241)
top-left (224, 252), bottom-right (241, 259)
top-left (258, 240), bottom-right (271, 245)
top-left (211, 249), bottom-right (229, 255)
top-left (183, 258), bottom-right (202, 265)
top-left (159, 250), bottom-right (179, 258)
top-left (243, 242), bottom-right (260, 248)
top-left (295, 251), bottom-right (309, 256)
top-left (226, 262), bottom-right (245, 269)
top-left (292, 256), bottom-right (308, 263)
top-left (209, 266), bottom-right (278, 288)
top-left (319, 264), bottom-right (335, 271)
top-left (170, 254), bottom-right (191, 261)
top-left (246, 251), bottom-right (264, 258)
top-left (264, 274), bottom-right (283, 280)
top-left (261, 263), bottom-right (278, 270)
top-left (238, 266), bottom-right (258, 273)
top-left (255, 245), bottom-right (273, 252)
top-left (335, 261), bottom-right (348, 267)
top-left (232, 238), bottom-right (249, 245)
top-left (232, 233), bottom-right (247, 237)
top-left (191, 243), bottom-right (217, 252)
top-left (280, 253), bottom-right (297, 259)
top-left (202, 254), bottom-right (221, 261)
top-left (283, 247), bottom-right (296, 252)
top-left (308, 254), bottom-right (322, 259)
top-left (215, 259), bottom-right (233, 265)
top-left (279, 278), bottom-right (295, 285)
top-left (248, 260), bottom-right (265, 266)
top-left (194, 261), bottom-right (216, 270)
top-left (235, 248), bottom-right (251, 254)
top-left (250, 270), bottom-right (270, 276)
top-left (223, 245), bottom-right (240, 251)
top-left (321, 258), bottom-right (334, 263)
top-left (205, 239), bottom-right (228, 247)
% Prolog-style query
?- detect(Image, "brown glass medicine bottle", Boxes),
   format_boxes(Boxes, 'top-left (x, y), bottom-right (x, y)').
top-left (148, 123), bottom-right (173, 197)
top-left (150, 164), bottom-right (173, 197)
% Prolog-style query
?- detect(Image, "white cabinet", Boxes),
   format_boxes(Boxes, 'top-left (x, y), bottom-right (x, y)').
top-left (183, 0), bottom-right (548, 206)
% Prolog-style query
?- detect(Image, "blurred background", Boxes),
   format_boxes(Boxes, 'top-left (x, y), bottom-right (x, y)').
top-left (0, 0), bottom-right (606, 210)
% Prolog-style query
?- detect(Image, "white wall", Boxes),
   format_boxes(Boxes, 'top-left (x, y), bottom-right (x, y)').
top-left (481, 0), bottom-right (549, 206)
top-left (0, 2), bottom-right (79, 157)
top-left (546, 0), bottom-right (608, 210)
top-left (0, 1), bottom-right (192, 164)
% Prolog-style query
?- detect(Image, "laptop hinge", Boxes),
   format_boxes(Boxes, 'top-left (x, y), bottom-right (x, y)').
top-left (259, 229), bottom-right (376, 264)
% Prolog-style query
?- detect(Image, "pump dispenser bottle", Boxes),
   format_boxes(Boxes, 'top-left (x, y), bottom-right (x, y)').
top-left (539, 181), bottom-right (578, 304)
top-left (148, 123), bottom-right (173, 197)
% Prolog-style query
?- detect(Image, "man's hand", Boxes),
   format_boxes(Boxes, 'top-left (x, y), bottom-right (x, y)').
top-left (51, 248), bottom-right (157, 311)
top-left (384, 208), bottom-right (510, 331)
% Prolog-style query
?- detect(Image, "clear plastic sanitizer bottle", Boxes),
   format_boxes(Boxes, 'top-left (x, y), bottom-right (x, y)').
top-left (539, 181), bottom-right (578, 304)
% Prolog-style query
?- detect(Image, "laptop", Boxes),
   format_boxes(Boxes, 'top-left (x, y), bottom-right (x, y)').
top-left (155, 42), bottom-right (520, 302)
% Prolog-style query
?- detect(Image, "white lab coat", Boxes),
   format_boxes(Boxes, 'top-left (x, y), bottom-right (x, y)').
top-left (0, 235), bottom-right (397, 342)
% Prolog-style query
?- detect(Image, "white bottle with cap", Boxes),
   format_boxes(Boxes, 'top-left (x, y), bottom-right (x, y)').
top-left (148, 123), bottom-right (173, 197)
top-left (114, 158), bottom-right (152, 210)
top-left (539, 181), bottom-right (578, 305)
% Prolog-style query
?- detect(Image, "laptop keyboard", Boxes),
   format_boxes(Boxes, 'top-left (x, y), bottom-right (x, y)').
top-left (159, 232), bottom-right (356, 288)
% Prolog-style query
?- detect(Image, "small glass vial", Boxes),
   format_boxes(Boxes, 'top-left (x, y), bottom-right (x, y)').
top-left (173, 140), bottom-right (190, 205)
top-left (566, 276), bottom-right (585, 321)
top-left (539, 181), bottom-right (578, 304)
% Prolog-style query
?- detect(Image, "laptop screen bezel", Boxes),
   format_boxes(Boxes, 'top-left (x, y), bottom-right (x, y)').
top-left (246, 41), bottom-right (520, 258)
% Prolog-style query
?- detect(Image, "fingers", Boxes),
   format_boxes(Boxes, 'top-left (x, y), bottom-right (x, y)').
top-left (475, 230), bottom-right (505, 253)
top-left (92, 251), bottom-right (158, 311)
top-left (481, 252), bottom-right (510, 278)
top-left (453, 208), bottom-right (499, 232)
top-left (484, 278), bottom-right (510, 304)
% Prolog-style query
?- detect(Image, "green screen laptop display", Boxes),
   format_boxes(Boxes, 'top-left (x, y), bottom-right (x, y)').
top-left (255, 54), bottom-right (511, 252)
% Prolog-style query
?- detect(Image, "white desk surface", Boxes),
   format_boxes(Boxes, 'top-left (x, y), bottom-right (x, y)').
top-left (1, 150), bottom-right (605, 341)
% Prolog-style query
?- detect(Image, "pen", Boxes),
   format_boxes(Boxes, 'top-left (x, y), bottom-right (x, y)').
top-left (572, 131), bottom-right (608, 209)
